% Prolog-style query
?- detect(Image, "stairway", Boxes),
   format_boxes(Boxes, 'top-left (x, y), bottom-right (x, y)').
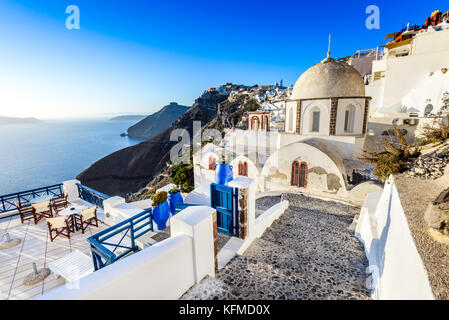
top-left (182, 194), bottom-right (370, 300)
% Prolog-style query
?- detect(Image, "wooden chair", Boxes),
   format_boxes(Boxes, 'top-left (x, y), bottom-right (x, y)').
top-left (74, 206), bottom-right (98, 234)
top-left (15, 200), bottom-right (33, 224)
top-left (52, 194), bottom-right (68, 213)
top-left (31, 200), bottom-right (53, 224)
top-left (47, 217), bottom-right (71, 241)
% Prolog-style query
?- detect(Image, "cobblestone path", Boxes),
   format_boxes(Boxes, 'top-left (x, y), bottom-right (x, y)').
top-left (182, 193), bottom-right (370, 300)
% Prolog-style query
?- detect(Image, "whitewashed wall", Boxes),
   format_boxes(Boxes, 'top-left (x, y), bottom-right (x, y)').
top-left (355, 176), bottom-right (434, 300)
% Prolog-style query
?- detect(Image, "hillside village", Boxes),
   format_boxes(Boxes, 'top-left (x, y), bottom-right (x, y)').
top-left (4, 7), bottom-right (449, 301)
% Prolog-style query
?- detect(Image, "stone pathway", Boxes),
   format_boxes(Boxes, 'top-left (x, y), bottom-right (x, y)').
top-left (182, 193), bottom-right (370, 300)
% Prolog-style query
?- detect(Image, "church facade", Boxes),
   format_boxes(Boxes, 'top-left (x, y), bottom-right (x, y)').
top-left (193, 55), bottom-right (380, 205)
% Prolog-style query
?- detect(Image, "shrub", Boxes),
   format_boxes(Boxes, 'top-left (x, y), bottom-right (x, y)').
top-left (169, 187), bottom-right (180, 194)
top-left (362, 127), bottom-right (421, 180)
top-left (170, 163), bottom-right (194, 193)
top-left (151, 191), bottom-right (168, 207)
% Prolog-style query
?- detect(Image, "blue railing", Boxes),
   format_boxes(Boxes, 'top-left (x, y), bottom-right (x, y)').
top-left (76, 184), bottom-right (110, 209)
top-left (87, 208), bottom-right (153, 271)
top-left (174, 203), bottom-right (202, 215)
top-left (0, 184), bottom-right (64, 214)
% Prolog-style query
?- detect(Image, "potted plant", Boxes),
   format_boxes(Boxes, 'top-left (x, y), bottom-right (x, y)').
top-left (168, 186), bottom-right (183, 216)
top-left (215, 152), bottom-right (233, 185)
top-left (151, 191), bottom-right (170, 230)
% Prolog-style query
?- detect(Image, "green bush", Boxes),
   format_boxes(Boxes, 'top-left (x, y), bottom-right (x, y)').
top-left (169, 187), bottom-right (180, 194)
top-left (373, 152), bottom-right (403, 180)
top-left (151, 191), bottom-right (168, 207)
top-left (170, 163), bottom-right (194, 193)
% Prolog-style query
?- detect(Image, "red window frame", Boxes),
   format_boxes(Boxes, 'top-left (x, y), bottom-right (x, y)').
top-left (238, 161), bottom-right (248, 177)
top-left (209, 157), bottom-right (216, 170)
top-left (291, 161), bottom-right (308, 188)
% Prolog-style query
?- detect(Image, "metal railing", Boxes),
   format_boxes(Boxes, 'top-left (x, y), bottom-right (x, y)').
top-left (174, 203), bottom-right (202, 215)
top-left (0, 184), bottom-right (64, 214)
top-left (87, 208), bottom-right (153, 271)
top-left (76, 184), bottom-right (110, 209)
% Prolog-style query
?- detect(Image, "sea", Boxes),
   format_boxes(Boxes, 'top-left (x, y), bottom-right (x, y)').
top-left (0, 120), bottom-right (144, 196)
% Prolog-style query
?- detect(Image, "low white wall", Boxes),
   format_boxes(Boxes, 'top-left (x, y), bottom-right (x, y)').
top-left (254, 201), bottom-right (289, 238)
top-left (355, 176), bottom-right (434, 300)
top-left (39, 205), bottom-right (216, 300)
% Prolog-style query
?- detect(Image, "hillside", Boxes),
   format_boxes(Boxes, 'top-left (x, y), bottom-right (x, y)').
top-left (77, 85), bottom-right (265, 196)
top-left (0, 116), bottom-right (40, 125)
top-left (127, 102), bottom-right (189, 139)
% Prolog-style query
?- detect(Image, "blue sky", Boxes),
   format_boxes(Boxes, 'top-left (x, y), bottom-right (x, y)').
top-left (0, 0), bottom-right (447, 118)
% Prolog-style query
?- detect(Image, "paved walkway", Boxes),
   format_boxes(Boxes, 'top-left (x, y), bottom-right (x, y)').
top-left (182, 193), bottom-right (370, 300)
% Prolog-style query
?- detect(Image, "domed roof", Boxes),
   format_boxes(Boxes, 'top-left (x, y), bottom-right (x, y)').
top-left (291, 57), bottom-right (365, 100)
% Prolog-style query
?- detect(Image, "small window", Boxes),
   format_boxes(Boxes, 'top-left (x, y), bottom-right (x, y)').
top-left (311, 110), bottom-right (320, 132)
top-left (209, 157), bottom-right (216, 170)
top-left (238, 162), bottom-right (248, 177)
top-left (344, 105), bottom-right (355, 133)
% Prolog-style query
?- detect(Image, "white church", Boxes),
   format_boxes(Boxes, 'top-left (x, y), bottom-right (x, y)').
top-left (192, 50), bottom-right (379, 205)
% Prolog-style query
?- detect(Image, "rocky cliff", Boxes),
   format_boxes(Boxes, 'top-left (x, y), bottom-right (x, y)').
top-left (127, 102), bottom-right (189, 139)
top-left (77, 86), bottom-right (264, 196)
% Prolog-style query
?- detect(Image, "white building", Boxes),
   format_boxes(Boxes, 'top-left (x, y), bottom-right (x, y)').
top-left (194, 55), bottom-right (378, 204)
top-left (368, 25), bottom-right (449, 117)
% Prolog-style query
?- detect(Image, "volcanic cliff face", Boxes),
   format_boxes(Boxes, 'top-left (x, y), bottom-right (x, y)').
top-left (77, 92), bottom-right (228, 196)
top-left (77, 86), bottom-right (264, 196)
top-left (127, 102), bottom-right (189, 139)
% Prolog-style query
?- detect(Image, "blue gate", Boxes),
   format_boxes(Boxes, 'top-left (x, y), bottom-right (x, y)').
top-left (210, 183), bottom-right (239, 237)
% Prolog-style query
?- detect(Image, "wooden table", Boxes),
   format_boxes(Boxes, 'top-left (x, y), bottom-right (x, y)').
top-left (58, 205), bottom-right (89, 232)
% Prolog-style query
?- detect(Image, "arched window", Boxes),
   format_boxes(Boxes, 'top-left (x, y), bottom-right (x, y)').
top-left (265, 116), bottom-right (269, 131)
top-left (344, 105), bottom-right (356, 133)
top-left (310, 108), bottom-right (320, 132)
top-left (238, 161), bottom-right (248, 177)
top-left (251, 117), bottom-right (260, 130)
top-left (291, 161), bottom-right (308, 188)
top-left (208, 157), bottom-right (216, 170)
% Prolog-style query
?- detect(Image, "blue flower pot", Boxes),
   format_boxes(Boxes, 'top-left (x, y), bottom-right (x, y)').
top-left (169, 192), bottom-right (183, 216)
top-left (152, 201), bottom-right (170, 230)
top-left (215, 163), bottom-right (233, 185)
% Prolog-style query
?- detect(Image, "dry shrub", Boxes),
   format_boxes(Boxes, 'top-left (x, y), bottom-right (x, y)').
top-left (421, 116), bottom-right (449, 144)
top-left (362, 127), bottom-right (421, 180)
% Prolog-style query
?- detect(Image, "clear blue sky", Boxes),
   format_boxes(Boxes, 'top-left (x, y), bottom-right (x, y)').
top-left (0, 0), bottom-right (447, 119)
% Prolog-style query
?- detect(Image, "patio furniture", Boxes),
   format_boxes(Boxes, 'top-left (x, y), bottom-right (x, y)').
top-left (58, 204), bottom-right (88, 232)
top-left (31, 200), bottom-right (53, 224)
top-left (48, 250), bottom-right (93, 283)
top-left (15, 200), bottom-right (33, 224)
top-left (47, 216), bottom-right (72, 241)
top-left (52, 194), bottom-right (68, 213)
top-left (74, 206), bottom-right (98, 234)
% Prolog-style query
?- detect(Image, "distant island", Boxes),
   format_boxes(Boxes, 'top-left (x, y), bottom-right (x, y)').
top-left (0, 116), bottom-right (40, 125)
top-left (110, 115), bottom-right (147, 121)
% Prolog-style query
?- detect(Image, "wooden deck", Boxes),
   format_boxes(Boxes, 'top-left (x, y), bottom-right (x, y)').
top-left (0, 213), bottom-right (110, 300)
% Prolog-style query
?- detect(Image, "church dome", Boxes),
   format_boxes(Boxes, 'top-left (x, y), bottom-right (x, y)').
top-left (291, 57), bottom-right (365, 100)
